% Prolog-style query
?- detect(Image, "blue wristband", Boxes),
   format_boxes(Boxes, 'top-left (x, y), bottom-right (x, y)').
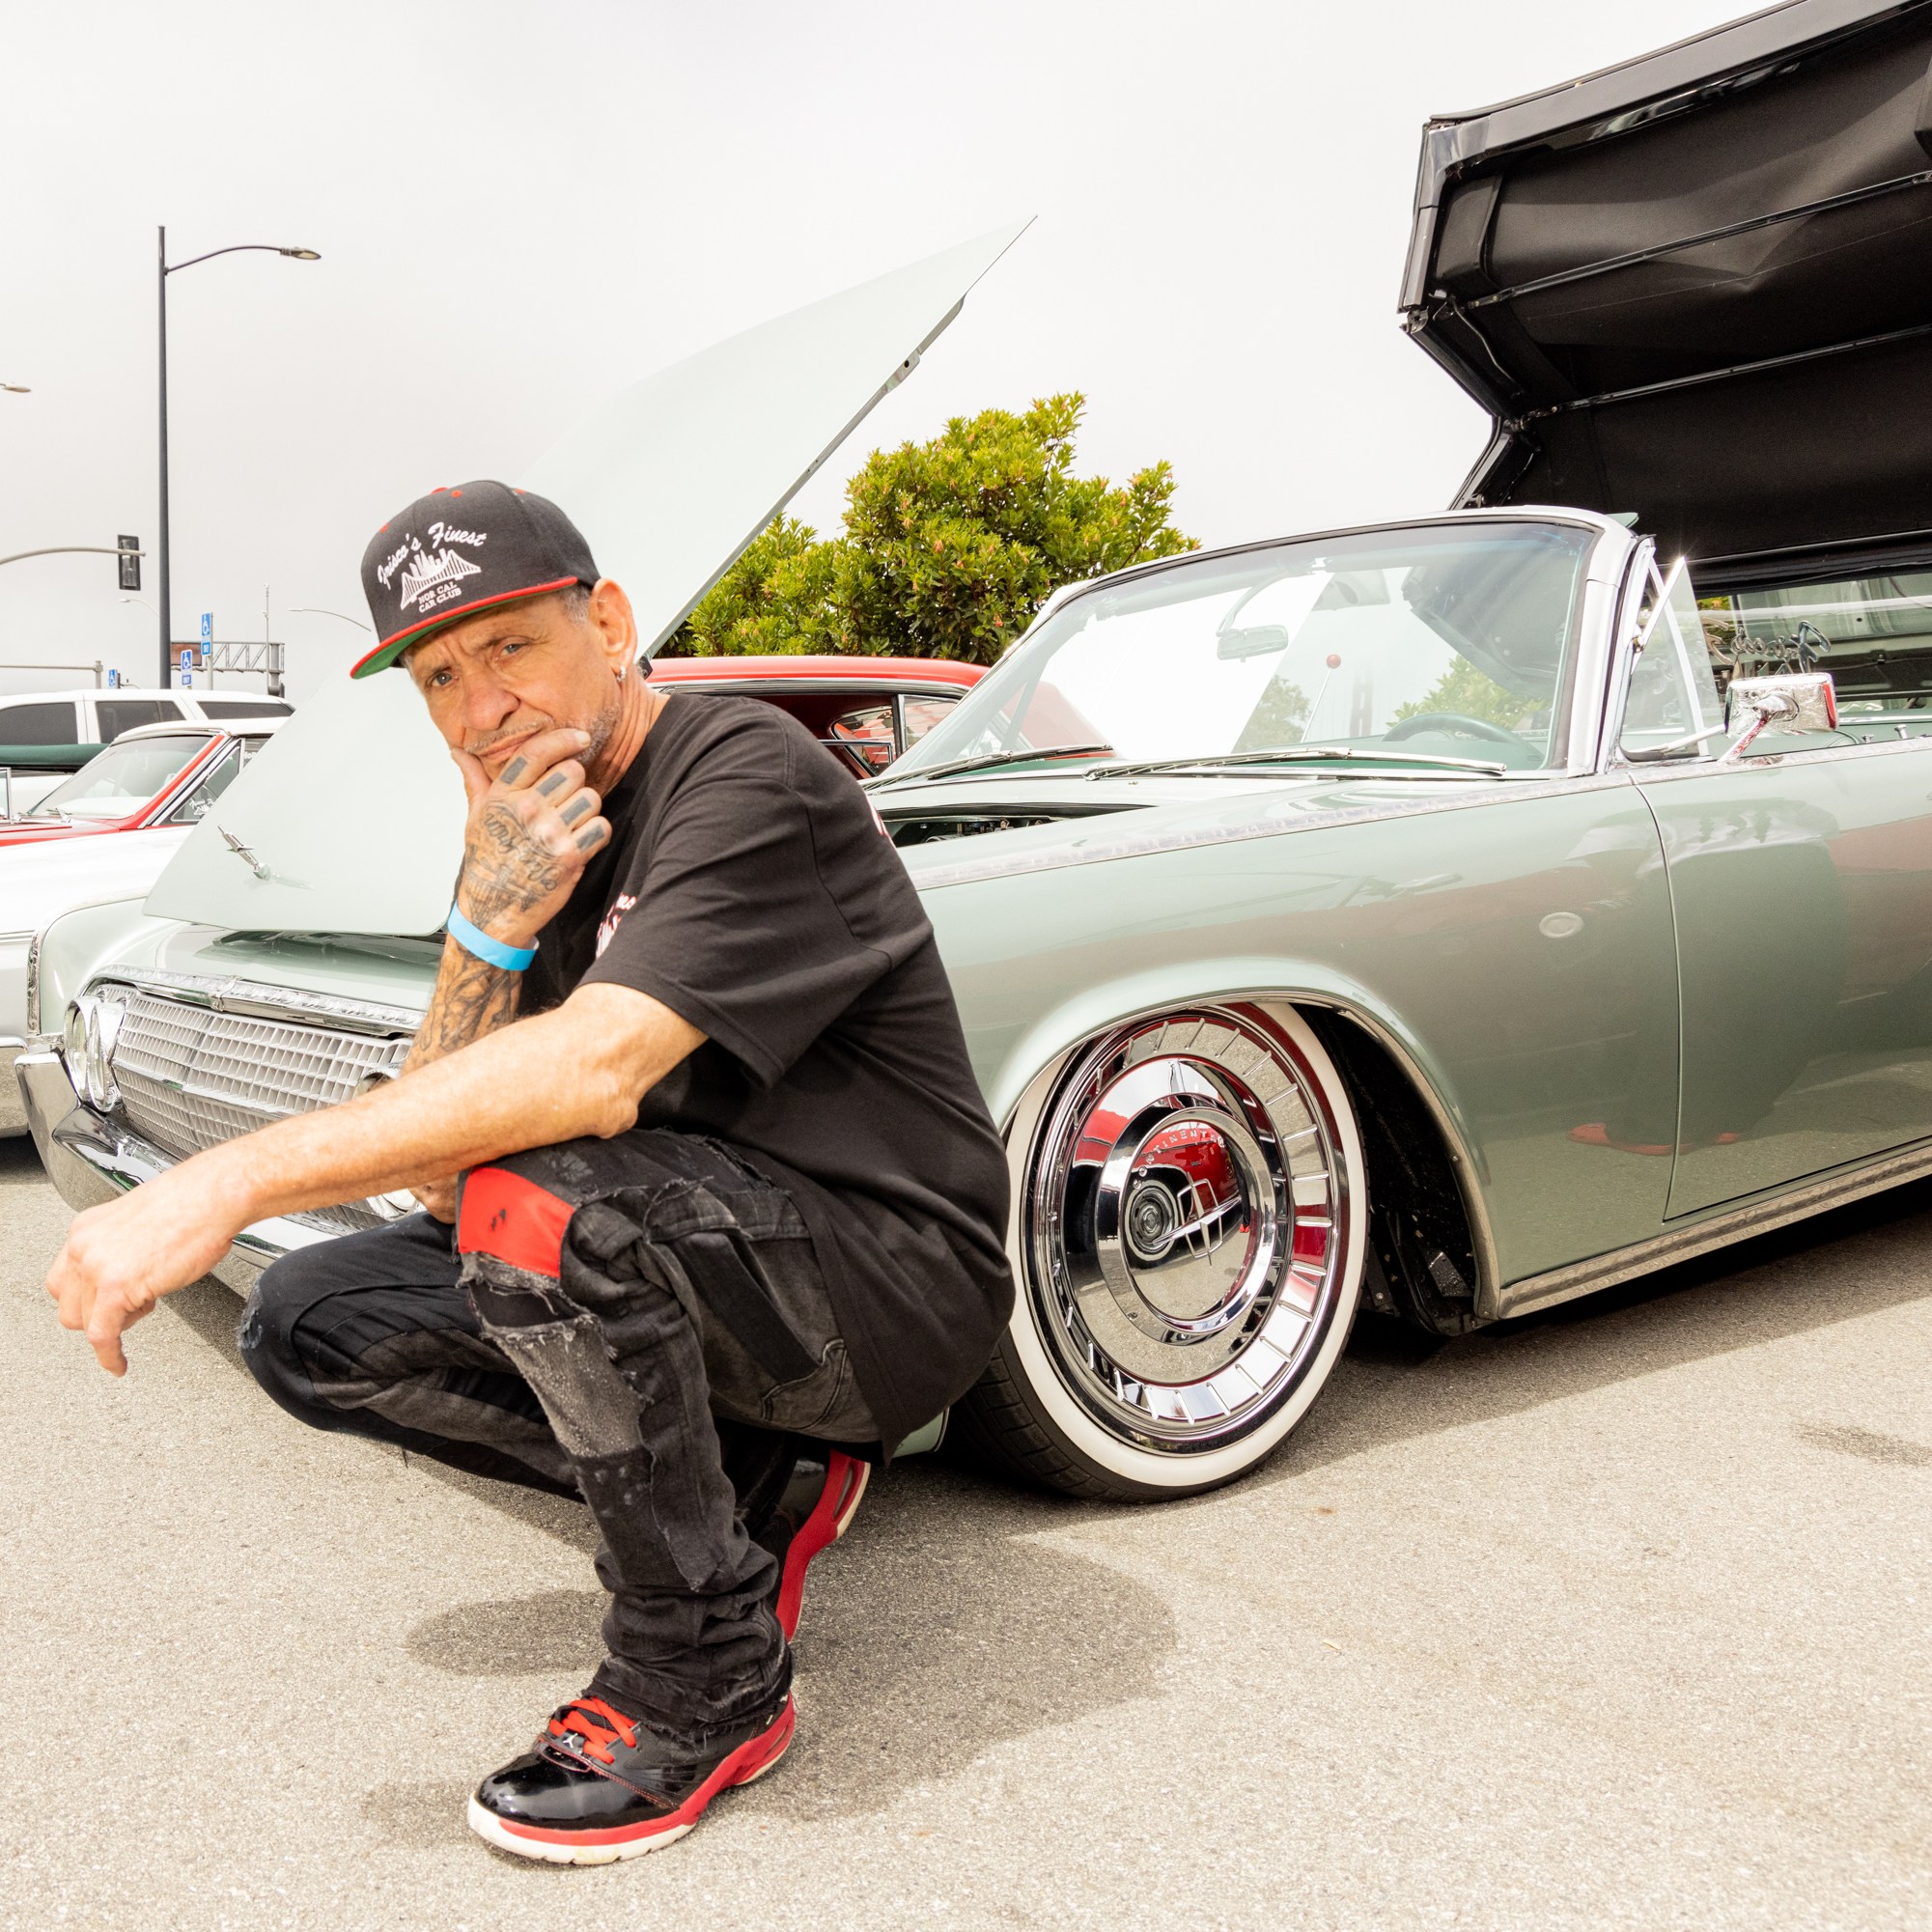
top-left (446, 904), bottom-right (537, 972)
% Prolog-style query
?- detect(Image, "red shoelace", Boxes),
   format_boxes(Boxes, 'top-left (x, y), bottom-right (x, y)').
top-left (547, 1696), bottom-right (640, 1766)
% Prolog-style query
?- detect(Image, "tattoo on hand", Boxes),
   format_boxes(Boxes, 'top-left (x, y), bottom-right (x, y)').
top-left (462, 798), bottom-right (565, 931)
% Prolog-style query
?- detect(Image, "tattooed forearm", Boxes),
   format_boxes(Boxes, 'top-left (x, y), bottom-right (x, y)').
top-left (405, 940), bottom-right (522, 1075)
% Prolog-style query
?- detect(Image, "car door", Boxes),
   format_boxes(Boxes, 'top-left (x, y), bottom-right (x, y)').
top-left (1617, 563), bottom-right (1932, 1217)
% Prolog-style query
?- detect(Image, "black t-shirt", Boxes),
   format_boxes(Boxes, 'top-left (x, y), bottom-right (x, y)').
top-left (520, 690), bottom-right (1014, 1448)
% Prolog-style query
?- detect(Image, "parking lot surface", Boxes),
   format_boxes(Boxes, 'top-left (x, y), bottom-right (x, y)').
top-left (3, 1134), bottom-right (1928, 1931)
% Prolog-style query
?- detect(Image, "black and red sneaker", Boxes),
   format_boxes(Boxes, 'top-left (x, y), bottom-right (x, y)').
top-left (467, 1692), bottom-right (795, 1864)
top-left (753, 1447), bottom-right (870, 1640)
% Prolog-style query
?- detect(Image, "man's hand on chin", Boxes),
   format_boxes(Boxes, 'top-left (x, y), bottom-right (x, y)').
top-left (46, 1162), bottom-right (249, 1376)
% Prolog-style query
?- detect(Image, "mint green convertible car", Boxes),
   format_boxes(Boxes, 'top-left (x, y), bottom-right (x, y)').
top-left (21, 1), bottom-right (1932, 1498)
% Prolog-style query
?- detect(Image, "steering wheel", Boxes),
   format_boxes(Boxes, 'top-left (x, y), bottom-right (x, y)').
top-left (1382, 712), bottom-right (1523, 747)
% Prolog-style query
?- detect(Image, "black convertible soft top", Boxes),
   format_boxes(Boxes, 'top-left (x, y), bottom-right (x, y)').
top-left (1402, 0), bottom-right (1932, 581)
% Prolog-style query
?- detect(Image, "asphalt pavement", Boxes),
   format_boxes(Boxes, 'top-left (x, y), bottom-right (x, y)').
top-left (3, 1134), bottom-right (1928, 1931)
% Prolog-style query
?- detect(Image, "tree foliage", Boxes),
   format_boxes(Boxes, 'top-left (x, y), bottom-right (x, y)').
top-left (667, 393), bottom-right (1196, 664)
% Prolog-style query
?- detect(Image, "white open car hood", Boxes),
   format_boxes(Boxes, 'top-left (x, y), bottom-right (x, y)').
top-left (146, 222), bottom-right (1027, 938)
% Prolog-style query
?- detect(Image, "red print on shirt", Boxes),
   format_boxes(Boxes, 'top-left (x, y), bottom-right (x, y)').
top-left (596, 892), bottom-right (638, 959)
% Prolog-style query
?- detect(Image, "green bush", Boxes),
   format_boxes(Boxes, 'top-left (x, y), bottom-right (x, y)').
top-left (666, 393), bottom-right (1196, 665)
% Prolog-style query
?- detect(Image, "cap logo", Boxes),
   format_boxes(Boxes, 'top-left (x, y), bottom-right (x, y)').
top-left (399, 546), bottom-right (482, 614)
top-left (373, 518), bottom-right (492, 616)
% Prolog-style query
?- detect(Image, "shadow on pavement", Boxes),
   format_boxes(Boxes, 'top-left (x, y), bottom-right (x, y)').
top-left (149, 1169), bottom-right (1932, 1828)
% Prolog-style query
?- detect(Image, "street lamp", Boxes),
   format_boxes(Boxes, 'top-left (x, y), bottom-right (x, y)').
top-left (291, 606), bottom-right (372, 632)
top-left (156, 228), bottom-right (320, 689)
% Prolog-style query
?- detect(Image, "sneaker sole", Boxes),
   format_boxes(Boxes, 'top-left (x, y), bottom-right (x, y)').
top-left (466, 1695), bottom-right (797, 1865)
top-left (774, 1453), bottom-right (869, 1641)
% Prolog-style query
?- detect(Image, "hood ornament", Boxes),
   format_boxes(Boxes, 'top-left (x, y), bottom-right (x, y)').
top-left (219, 826), bottom-right (269, 880)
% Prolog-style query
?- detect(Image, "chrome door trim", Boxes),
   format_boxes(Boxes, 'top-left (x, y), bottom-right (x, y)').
top-left (1618, 729), bottom-right (1932, 783)
top-left (1594, 538), bottom-right (1663, 776)
top-left (1495, 1135), bottom-right (1932, 1320)
top-left (88, 966), bottom-right (423, 1039)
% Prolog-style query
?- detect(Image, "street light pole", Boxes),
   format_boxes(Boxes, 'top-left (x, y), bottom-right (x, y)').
top-left (156, 225), bottom-right (171, 691)
top-left (155, 228), bottom-right (320, 691)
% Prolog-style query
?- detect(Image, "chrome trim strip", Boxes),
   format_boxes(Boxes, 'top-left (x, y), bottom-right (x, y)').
top-left (907, 771), bottom-right (1635, 894)
top-left (24, 925), bottom-right (42, 1036)
top-left (26, 891), bottom-right (157, 1039)
top-left (1619, 730), bottom-right (1932, 781)
top-left (1495, 1136), bottom-right (1932, 1320)
top-left (88, 966), bottom-right (423, 1038)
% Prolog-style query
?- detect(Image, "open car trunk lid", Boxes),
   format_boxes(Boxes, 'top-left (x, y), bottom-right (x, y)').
top-left (1402, 0), bottom-right (1932, 575)
top-left (145, 222), bottom-right (1026, 938)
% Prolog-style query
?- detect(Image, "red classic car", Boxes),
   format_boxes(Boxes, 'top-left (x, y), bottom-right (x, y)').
top-left (644, 655), bottom-right (983, 777)
top-left (0, 718), bottom-right (284, 848)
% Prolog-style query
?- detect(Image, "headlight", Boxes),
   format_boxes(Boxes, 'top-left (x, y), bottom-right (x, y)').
top-left (62, 996), bottom-right (89, 1078)
top-left (62, 987), bottom-right (127, 1111)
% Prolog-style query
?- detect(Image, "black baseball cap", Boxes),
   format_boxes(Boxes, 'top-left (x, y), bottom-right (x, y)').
top-left (352, 480), bottom-right (599, 677)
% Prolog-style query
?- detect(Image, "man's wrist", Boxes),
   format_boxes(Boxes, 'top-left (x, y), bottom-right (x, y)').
top-left (452, 892), bottom-right (540, 953)
top-left (448, 904), bottom-right (537, 972)
top-left (182, 1140), bottom-right (266, 1237)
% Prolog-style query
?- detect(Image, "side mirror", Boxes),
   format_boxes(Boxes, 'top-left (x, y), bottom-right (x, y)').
top-left (1720, 672), bottom-right (1837, 760)
top-left (1624, 670), bottom-right (1838, 765)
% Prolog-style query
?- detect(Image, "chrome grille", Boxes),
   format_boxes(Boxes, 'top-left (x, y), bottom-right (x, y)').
top-left (105, 985), bottom-right (415, 1233)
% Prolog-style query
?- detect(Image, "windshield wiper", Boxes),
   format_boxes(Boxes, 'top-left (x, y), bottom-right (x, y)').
top-left (1087, 746), bottom-right (1510, 780)
top-left (873, 742), bottom-right (1115, 786)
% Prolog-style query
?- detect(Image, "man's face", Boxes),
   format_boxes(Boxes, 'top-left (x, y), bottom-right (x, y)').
top-left (404, 580), bottom-right (637, 775)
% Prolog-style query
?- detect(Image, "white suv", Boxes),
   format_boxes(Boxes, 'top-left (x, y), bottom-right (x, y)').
top-left (0, 688), bottom-right (293, 813)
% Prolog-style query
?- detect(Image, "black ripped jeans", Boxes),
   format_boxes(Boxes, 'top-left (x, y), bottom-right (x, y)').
top-left (238, 1130), bottom-right (876, 1744)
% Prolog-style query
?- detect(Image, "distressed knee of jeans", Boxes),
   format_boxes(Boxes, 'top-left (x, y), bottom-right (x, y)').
top-left (481, 1316), bottom-right (643, 1462)
top-left (578, 1450), bottom-right (723, 1594)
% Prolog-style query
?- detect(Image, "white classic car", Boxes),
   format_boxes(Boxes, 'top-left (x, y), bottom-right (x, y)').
top-left (0, 717), bottom-right (281, 1134)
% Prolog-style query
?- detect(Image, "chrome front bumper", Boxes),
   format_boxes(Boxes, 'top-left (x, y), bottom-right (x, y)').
top-left (15, 1047), bottom-right (335, 1296)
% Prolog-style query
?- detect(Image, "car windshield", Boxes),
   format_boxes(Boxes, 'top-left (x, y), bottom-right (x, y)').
top-left (29, 734), bottom-right (211, 820)
top-left (885, 520), bottom-right (1598, 781)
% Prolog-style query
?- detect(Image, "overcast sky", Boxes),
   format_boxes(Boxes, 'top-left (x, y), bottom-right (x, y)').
top-left (0, 0), bottom-right (1748, 699)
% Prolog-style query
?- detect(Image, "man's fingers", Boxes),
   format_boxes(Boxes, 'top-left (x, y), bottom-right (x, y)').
top-left (533, 760), bottom-right (584, 803)
top-left (83, 1283), bottom-right (139, 1377)
top-left (573, 817), bottom-right (611, 854)
top-left (88, 1321), bottom-right (128, 1378)
top-left (495, 728), bottom-right (591, 792)
top-left (556, 787), bottom-right (598, 829)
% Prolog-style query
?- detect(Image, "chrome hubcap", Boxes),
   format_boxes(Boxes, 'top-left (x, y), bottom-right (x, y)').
top-left (1024, 1006), bottom-right (1348, 1451)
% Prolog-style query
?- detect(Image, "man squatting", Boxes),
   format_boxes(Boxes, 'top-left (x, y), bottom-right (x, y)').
top-left (44, 482), bottom-right (1013, 1862)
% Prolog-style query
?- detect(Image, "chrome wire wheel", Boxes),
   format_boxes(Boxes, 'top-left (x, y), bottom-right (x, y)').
top-left (979, 1001), bottom-right (1362, 1496)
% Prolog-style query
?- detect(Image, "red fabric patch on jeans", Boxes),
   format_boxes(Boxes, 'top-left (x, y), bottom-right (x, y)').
top-left (458, 1166), bottom-right (574, 1278)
